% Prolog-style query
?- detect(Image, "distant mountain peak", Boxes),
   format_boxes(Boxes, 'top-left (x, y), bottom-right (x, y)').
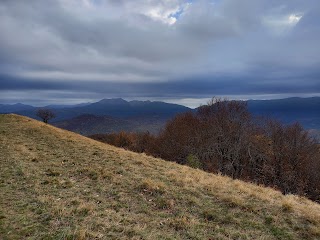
top-left (97, 98), bottom-right (128, 104)
top-left (129, 100), bottom-right (151, 103)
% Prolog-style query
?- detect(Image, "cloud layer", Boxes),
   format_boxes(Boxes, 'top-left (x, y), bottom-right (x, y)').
top-left (0, 0), bottom-right (319, 106)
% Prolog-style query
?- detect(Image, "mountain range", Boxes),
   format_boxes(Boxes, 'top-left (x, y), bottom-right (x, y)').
top-left (0, 98), bottom-right (190, 135)
top-left (0, 97), bottom-right (319, 136)
top-left (0, 98), bottom-right (189, 121)
top-left (247, 97), bottom-right (320, 129)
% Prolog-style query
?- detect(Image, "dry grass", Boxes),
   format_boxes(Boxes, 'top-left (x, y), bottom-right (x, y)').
top-left (0, 114), bottom-right (320, 240)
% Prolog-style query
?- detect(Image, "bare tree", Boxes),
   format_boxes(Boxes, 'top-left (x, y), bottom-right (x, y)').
top-left (197, 98), bottom-right (252, 178)
top-left (36, 108), bottom-right (55, 123)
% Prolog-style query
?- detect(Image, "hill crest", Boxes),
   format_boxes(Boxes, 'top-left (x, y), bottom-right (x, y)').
top-left (1, 114), bottom-right (320, 239)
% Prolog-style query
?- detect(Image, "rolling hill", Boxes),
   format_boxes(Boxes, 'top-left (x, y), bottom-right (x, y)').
top-left (53, 114), bottom-right (166, 135)
top-left (1, 114), bottom-right (320, 239)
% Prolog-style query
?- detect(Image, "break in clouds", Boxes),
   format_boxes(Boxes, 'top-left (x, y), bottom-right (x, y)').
top-left (0, 0), bottom-right (319, 105)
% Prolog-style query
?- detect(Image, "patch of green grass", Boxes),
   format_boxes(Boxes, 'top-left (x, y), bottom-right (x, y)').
top-left (269, 225), bottom-right (293, 240)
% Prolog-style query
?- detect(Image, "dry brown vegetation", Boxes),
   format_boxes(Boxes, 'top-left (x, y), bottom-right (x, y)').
top-left (1, 114), bottom-right (320, 239)
top-left (91, 98), bottom-right (320, 202)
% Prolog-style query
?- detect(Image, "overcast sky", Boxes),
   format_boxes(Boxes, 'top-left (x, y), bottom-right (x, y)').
top-left (0, 0), bottom-right (319, 107)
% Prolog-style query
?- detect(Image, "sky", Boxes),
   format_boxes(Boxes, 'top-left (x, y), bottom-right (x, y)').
top-left (0, 0), bottom-right (319, 108)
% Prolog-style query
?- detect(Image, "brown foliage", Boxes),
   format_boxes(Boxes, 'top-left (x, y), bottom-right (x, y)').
top-left (91, 131), bottom-right (154, 153)
top-left (153, 112), bottom-right (200, 164)
top-left (264, 121), bottom-right (319, 195)
top-left (90, 98), bottom-right (320, 202)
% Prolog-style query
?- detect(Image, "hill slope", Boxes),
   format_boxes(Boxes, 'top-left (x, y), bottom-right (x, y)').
top-left (1, 114), bottom-right (320, 240)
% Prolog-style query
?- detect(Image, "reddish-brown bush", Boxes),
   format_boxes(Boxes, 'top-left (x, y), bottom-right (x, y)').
top-left (90, 98), bottom-right (320, 202)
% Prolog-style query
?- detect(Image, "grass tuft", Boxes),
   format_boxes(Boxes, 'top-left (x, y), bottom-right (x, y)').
top-left (138, 178), bottom-right (167, 195)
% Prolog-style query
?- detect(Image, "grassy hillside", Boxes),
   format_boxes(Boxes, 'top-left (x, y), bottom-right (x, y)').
top-left (1, 114), bottom-right (320, 240)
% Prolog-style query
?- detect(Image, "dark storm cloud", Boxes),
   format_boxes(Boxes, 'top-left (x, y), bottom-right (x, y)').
top-left (0, 75), bottom-right (70, 90)
top-left (0, 0), bottom-right (319, 105)
top-left (1, 72), bottom-right (319, 100)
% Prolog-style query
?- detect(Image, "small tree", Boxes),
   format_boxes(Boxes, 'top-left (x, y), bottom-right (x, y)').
top-left (36, 108), bottom-right (55, 123)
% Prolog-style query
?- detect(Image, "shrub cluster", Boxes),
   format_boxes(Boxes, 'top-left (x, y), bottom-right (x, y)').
top-left (90, 98), bottom-right (320, 202)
